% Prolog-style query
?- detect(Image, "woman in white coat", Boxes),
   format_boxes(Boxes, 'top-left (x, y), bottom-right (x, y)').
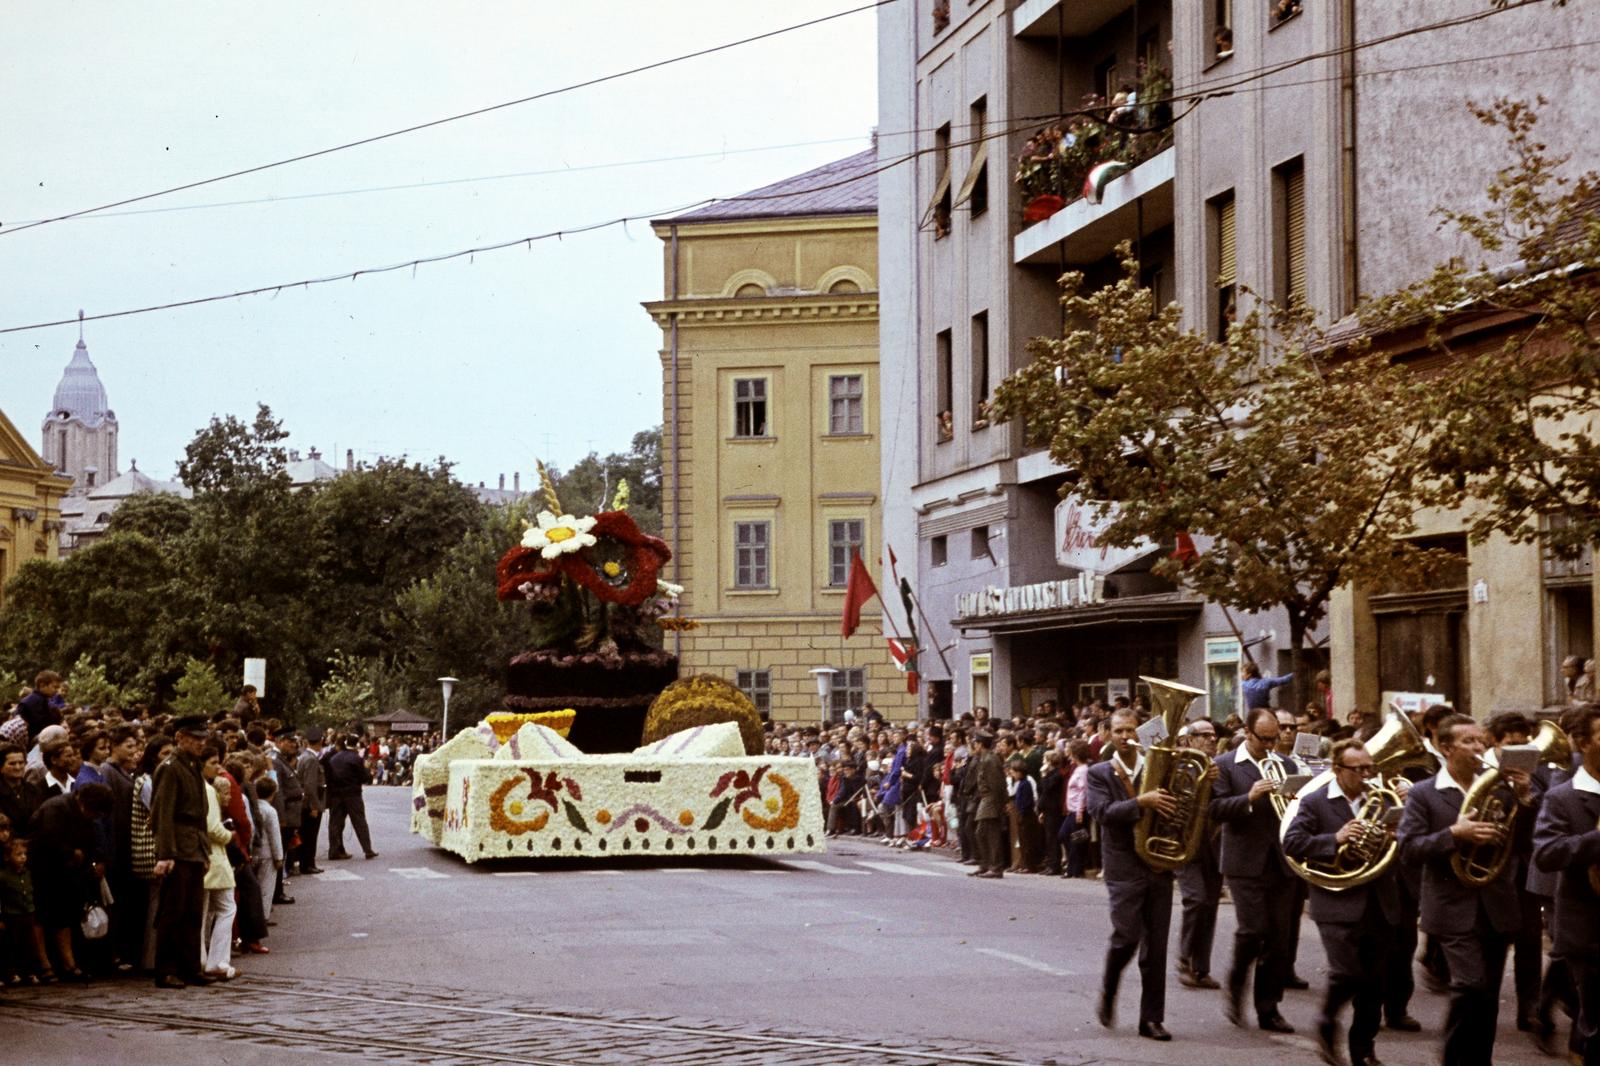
top-left (200, 747), bottom-right (238, 980)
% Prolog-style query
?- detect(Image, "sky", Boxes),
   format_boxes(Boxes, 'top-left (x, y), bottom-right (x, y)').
top-left (1, 2), bottom-right (880, 487)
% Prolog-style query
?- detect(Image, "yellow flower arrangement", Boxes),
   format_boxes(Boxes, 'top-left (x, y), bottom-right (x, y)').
top-left (485, 710), bottom-right (576, 743)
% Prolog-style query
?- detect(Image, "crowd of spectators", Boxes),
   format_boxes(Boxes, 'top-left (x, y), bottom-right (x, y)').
top-left (0, 668), bottom-right (428, 991)
top-left (768, 678), bottom-right (1372, 879)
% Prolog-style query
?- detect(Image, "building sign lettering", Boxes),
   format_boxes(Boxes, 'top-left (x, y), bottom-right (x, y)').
top-left (1054, 497), bottom-right (1159, 573)
top-left (956, 573), bottom-right (1105, 620)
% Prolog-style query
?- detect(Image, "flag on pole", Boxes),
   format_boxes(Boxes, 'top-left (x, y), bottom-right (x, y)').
top-left (887, 636), bottom-right (920, 693)
top-left (840, 548), bottom-right (880, 639)
top-left (1171, 531), bottom-right (1200, 568)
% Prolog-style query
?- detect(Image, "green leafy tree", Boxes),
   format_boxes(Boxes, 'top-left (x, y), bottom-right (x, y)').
top-left (171, 657), bottom-right (228, 718)
top-left (548, 427), bottom-right (663, 534)
top-left (989, 246), bottom-right (1449, 704)
top-left (106, 491), bottom-right (194, 545)
top-left (177, 403), bottom-right (291, 497)
top-left (1365, 99), bottom-right (1600, 559)
top-left (0, 668), bottom-right (22, 704)
top-left (303, 652), bottom-right (382, 731)
top-left (65, 654), bottom-right (124, 710)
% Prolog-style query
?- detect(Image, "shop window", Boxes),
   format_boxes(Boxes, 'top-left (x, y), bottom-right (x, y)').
top-left (828, 374), bottom-right (864, 435)
top-left (733, 378), bottom-right (768, 438)
top-left (830, 668), bottom-right (867, 717)
top-left (734, 521), bottom-right (771, 588)
top-left (736, 669), bottom-right (771, 715)
top-left (970, 654), bottom-right (992, 717)
top-left (828, 518), bottom-right (865, 587)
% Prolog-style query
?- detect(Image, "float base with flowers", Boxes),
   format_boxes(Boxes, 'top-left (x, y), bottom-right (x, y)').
top-left (412, 719), bottom-right (825, 862)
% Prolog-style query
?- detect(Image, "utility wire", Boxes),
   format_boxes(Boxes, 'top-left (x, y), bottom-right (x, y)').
top-left (0, 0), bottom-right (896, 239)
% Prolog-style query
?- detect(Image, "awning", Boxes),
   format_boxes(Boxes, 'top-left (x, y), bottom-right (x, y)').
top-left (925, 160), bottom-right (952, 220)
top-left (953, 143), bottom-right (988, 207)
top-left (954, 591), bottom-right (1203, 635)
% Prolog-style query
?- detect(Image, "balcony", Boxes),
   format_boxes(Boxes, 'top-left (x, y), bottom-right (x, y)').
top-left (1012, 0), bottom-right (1137, 39)
top-left (1014, 144), bottom-right (1173, 266)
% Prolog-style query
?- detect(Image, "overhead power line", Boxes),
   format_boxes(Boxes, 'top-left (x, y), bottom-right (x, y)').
top-left (0, 0), bottom-right (897, 239)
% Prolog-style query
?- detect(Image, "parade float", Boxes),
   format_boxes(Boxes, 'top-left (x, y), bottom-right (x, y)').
top-left (411, 472), bottom-right (824, 863)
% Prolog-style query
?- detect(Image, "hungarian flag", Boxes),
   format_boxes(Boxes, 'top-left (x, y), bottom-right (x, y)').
top-left (840, 548), bottom-right (880, 638)
top-left (887, 637), bottom-right (920, 694)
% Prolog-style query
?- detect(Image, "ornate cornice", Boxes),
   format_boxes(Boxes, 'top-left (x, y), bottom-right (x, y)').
top-left (645, 294), bottom-right (878, 328)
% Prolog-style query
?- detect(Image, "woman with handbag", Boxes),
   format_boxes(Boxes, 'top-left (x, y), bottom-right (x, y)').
top-left (27, 782), bottom-right (113, 980)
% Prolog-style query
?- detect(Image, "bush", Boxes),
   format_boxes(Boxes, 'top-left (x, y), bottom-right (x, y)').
top-left (641, 674), bottom-right (763, 756)
top-left (171, 657), bottom-right (228, 718)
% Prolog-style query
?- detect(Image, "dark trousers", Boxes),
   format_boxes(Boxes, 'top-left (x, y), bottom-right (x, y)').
top-left (1286, 877), bottom-right (1309, 975)
top-left (1569, 957), bottom-right (1600, 1066)
top-left (298, 809), bottom-right (323, 871)
top-left (108, 871), bottom-right (146, 966)
top-left (1227, 870), bottom-right (1296, 1019)
top-left (1178, 850), bottom-right (1222, 976)
top-left (975, 816), bottom-right (1004, 872)
top-left (1041, 809), bottom-right (1064, 874)
top-left (1384, 875), bottom-right (1420, 1022)
top-left (328, 791), bottom-right (373, 856)
top-left (1436, 912), bottom-right (1510, 1066)
top-left (1316, 896), bottom-right (1388, 1061)
top-left (957, 803), bottom-right (977, 861)
top-left (274, 823), bottom-right (296, 900)
top-left (1511, 879), bottom-right (1544, 1017)
top-left (153, 860), bottom-right (205, 980)
top-left (1061, 813), bottom-right (1087, 877)
top-left (1102, 872), bottom-right (1174, 1025)
top-left (234, 863), bottom-right (268, 943)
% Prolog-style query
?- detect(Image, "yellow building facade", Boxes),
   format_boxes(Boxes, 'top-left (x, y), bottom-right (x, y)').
top-left (0, 405), bottom-right (72, 606)
top-left (647, 151), bottom-right (916, 724)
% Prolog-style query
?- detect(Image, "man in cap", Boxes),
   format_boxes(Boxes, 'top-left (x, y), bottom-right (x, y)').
top-left (968, 732), bottom-right (1006, 878)
top-left (150, 716), bottom-right (212, 988)
top-left (295, 727), bottom-right (327, 875)
top-left (268, 727), bottom-right (304, 903)
top-left (325, 734), bottom-right (378, 860)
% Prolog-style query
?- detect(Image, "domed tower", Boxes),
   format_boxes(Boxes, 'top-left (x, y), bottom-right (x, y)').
top-left (41, 312), bottom-right (119, 494)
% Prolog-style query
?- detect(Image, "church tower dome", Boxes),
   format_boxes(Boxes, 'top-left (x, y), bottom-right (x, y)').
top-left (52, 337), bottom-right (112, 426)
top-left (42, 312), bottom-right (119, 494)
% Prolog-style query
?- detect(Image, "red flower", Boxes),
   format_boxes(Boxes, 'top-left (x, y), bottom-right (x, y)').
top-left (563, 511), bottom-right (673, 607)
top-left (495, 546), bottom-right (562, 602)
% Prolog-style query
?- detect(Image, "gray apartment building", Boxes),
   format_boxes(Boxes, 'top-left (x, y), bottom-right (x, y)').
top-left (878, 0), bottom-right (1600, 721)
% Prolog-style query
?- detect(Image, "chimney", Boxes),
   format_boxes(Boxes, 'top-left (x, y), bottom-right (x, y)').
top-left (478, 480), bottom-right (485, 488)
top-left (346, 448), bottom-right (354, 471)
top-left (513, 472), bottom-right (521, 492)
top-left (498, 473), bottom-right (505, 491)
top-left (308, 447), bottom-right (321, 461)
top-left (289, 448), bottom-right (301, 462)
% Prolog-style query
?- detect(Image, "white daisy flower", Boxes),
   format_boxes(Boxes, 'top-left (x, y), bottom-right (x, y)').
top-left (521, 510), bottom-right (598, 559)
top-left (656, 580), bottom-right (684, 599)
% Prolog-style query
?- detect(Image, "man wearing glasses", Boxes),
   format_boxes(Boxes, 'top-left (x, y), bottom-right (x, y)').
top-left (1210, 706), bottom-right (1297, 1034)
top-left (1283, 738), bottom-right (1403, 1066)
top-left (1176, 720), bottom-right (1223, 990)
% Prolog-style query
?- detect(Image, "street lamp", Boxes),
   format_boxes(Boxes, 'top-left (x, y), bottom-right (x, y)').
top-left (438, 676), bottom-right (459, 739)
top-left (808, 667), bottom-right (838, 729)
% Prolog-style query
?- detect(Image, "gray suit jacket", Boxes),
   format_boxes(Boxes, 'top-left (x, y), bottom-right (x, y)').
top-left (1397, 776), bottom-right (1521, 936)
top-left (1282, 780), bottom-right (1401, 925)
top-left (296, 748), bottom-right (327, 811)
top-left (1532, 779), bottom-right (1600, 957)
top-left (1086, 760), bottom-right (1171, 884)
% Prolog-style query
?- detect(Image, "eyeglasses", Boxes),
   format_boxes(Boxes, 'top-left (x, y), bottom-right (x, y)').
top-left (1251, 731), bottom-right (1279, 744)
top-left (1336, 763), bottom-right (1377, 775)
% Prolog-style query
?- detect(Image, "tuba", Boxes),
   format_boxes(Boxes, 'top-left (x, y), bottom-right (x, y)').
top-left (1451, 720), bottom-right (1570, 887)
top-left (1279, 705), bottom-right (1427, 890)
top-left (1133, 676), bottom-right (1214, 872)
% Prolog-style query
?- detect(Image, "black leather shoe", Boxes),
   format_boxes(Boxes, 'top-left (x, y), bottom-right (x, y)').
top-left (272, 895), bottom-right (295, 905)
top-left (363, 851), bottom-right (379, 859)
top-left (1315, 1019), bottom-right (1341, 1065)
top-left (1097, 990), bottom-right (1114, 1029)
top-left (1224, 979), bottom-right (1245, 1027)
top-left (328, 852), bottom-right (351, 860)
top-left (1352, 1055), bottom-right (1385, 1066)
top-left (1192, 974), bottom-right (1221, 989)
top-left (1384, 1015), bottom-right (1421, 1032)
top-left (1286, 974), bottom-right (1311, 990)
top-left (301, 866), bottom-right (324, 875)
top-left (154, 975), bottom-right (186, 989)
top-left (1138, 1021), bottom-right (1171, 1041)
top-left (1259, 1013), bottom-right (1296, 1034)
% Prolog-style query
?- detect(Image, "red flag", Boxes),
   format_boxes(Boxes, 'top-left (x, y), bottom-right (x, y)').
top-left (1171, 532), bottom-right (1200, 569)
top-left (840, 548), bottom-right (880, 638)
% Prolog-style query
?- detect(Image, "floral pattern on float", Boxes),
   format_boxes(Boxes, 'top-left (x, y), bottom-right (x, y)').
top-left (423, 722), bottom-right (825, 864)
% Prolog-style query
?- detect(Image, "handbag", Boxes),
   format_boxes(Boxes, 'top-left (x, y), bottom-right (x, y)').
top-left (81, 902), bottom-right (110, 940)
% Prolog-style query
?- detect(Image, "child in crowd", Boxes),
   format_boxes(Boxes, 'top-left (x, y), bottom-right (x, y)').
top-left (252, 775), bottom-right (284, 922)
top-left (0, 835), bottom-right (51, 984)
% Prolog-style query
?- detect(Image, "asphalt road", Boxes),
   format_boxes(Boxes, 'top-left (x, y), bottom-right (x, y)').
top-left (8, 786), bottom-right (1558, 1065)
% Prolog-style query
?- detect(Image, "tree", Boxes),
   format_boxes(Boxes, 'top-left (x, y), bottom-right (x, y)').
top-left (1366, 99), bottom-right (1600, 559)
top-left (548, 427), bottom-right (663, 535)
top-left (303, 651), bottom-right (384, 731)
top-left (988, 245), bottom-right (1450, 705)
top-left (176, 403), bottom-right (290, 497)
top-left (65, 654), bottom-right (124, 710)
top-left (171, 657), bottom-right (228, 717)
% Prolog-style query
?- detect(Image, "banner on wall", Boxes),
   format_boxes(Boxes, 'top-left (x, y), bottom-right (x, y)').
top-left (1054, 497), bottom-right (1160, 573)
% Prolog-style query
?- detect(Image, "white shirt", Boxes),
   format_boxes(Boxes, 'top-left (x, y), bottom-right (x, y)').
top-left (1239, 747), bottom-right (1283, 779)
top-left (1111, 750), bottom-right (1145, 782)
top-left (1434, 766), bottom-right (1471, 795)
top-left (44, 769), bottom-right (74, 794)
top-left (1573, 766), bottom-right (1600, 796)
top-left (1326, 775), bottom-right (1364, 807)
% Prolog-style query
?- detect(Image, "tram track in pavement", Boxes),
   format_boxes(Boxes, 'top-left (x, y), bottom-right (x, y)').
top-left (6, 970), bottom-right (1070, 1066)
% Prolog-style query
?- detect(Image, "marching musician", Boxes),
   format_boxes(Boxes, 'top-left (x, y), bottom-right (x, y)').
top-left (1283, 738), bottom-right (1402, 1066)
top-left (1087, 708), bottom-right (1182, 1042)
top-left (1531, 702), bottom-right (1600, 1066)
top-left (1175, 719), bottom-right (1223, 990)
top-left (1209, 706), bottom-right (1297, 1035)
top-left (1275, 709), bottom-right (1312, 991)
top-left (1397, 714), bottom-right (1530, 1066)
top-left (1485, 710), bottom-right (1550, 1035)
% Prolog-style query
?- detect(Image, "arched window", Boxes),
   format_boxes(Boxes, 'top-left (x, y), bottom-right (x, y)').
top-left (828, 279), bottom-right (861, 294)
top-left (735, 283), bottom-right (766, 298)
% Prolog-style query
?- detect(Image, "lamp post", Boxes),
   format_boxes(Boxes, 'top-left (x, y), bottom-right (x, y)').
top-left (808, 667), bottom-right (838, 729)
top-left (438, 676), bottom-right (458, 739)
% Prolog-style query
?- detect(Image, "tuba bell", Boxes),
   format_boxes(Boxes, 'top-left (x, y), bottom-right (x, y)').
top-left (1133, 676), bottom-right (1214, 873)
top-left (1279, 704), bottom-right (1427, 890)
top-left (1451, 720), bottom-right (1568, 887)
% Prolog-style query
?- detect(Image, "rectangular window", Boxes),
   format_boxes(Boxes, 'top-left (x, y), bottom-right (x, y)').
top-left (828, 518), bottom-right (865, 587)
top-left (734, 521), bottom-right (771, 588)
top-left (1139, 28), bottom-right (1161, 74)
top-left (733, 377), bottom-right (768, 438)
top-left (829, 667), bottom-right (866, 718)
top-left (971, 524), bottom-right (991, 562)
top-left (929, 123), bottom-right (953, 238)
top-left (970, 311), bottom-right (990, 427)
top-left (1213, 191), bottom-right (1237, 339)
top-left (1095, 57), bottom-right (1118, 103)
top-left (931, 534), bottom-right (948, 567)
top-left (828, 374), bottom-right (864, 435)
top-left (935, 329), bottom-right (953, 441)
top-left (736, 669), bottom-right (771, 715)
top-left (955, 96), bottom-right (988, 218)
top-left (1275, 157), bottom-right (1307, 306)
top-left (1212, 0), bottom-right (1234, 60)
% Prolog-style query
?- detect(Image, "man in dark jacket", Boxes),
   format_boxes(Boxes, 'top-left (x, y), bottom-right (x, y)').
top-left (17, 670), bottom-right (63, 744)
top-left (149, 716), bottom-right (212, 988)
top-left (295, 728), bottom-right (327, 875)
top-left (325, 735), bottom-right (377, 860)
top-left (1398, 715), bottom-right (1531, 1066)
top-left (0, 742), bottom-right (43, 837)
top-left (969, 733), bottom-right (1007, 878)
top-left (268, 728), bottom-right (304, 903)
top-left (101, 725), bottom-right (143, 969)
top-left (1283, 737), bottom-right (1404, 1066)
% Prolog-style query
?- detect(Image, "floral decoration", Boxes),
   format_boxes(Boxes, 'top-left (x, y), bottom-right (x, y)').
top-left (485, 710), bottom-right (576, 743)
top-left (522, 510), bottom-right (598, 558)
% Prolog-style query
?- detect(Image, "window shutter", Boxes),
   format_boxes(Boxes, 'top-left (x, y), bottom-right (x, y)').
top-left (953, 142), bottom-right (988, 207)
top-left (1286, 169), bottom-right (1307, 304)
top-left (1218, 198), bottom-right (1236, 287)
